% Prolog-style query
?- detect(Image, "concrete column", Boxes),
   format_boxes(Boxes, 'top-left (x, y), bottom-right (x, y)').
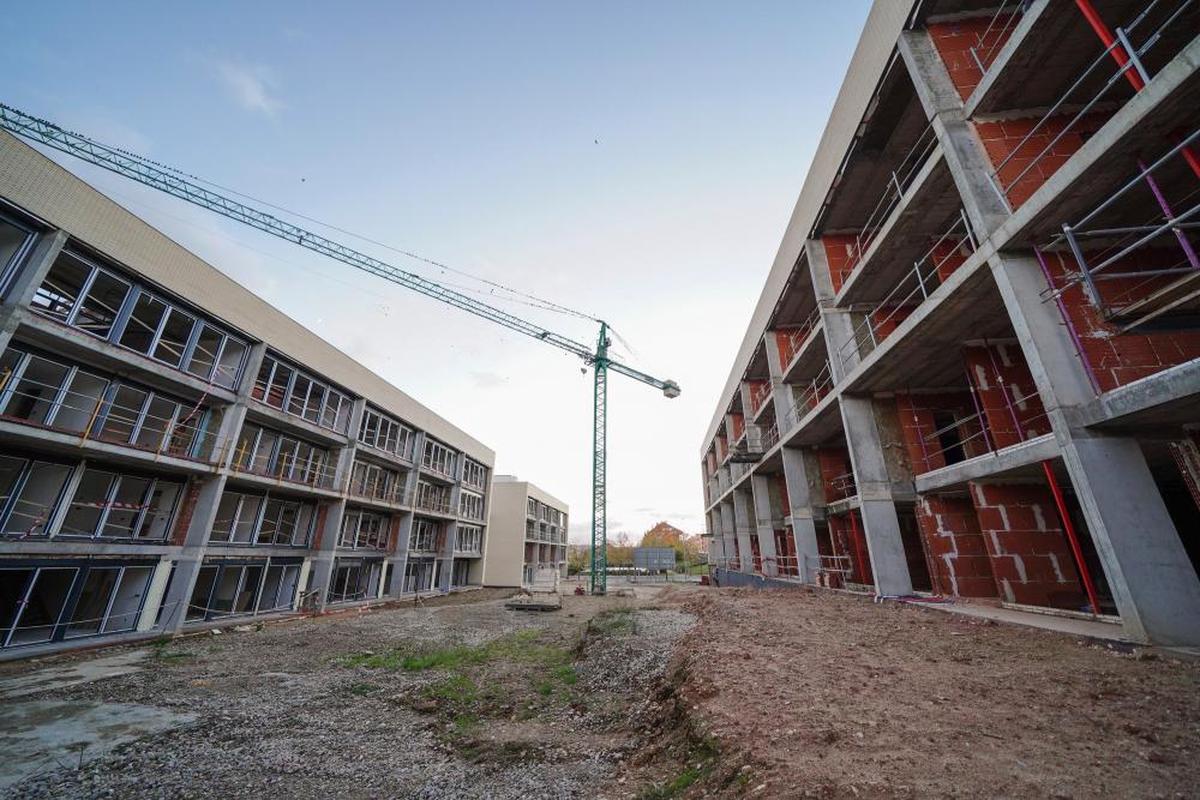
top-left (159, 473), bottom-right (230, 632)
top-left (731, 489), bottom-right (756, 574)
top-left (781, 446), bottom-right (821, 583)
top-left (897, 30), bottom-right (1010, 237)
top-left (805, 239), bottom-right (860, 380)
top-left (386, 512), bottom-right (416, 596)
top-left (718, 500), bottom-right (736, 570)
top-left (294, 560), bottom-right (312, 610)
top-left (0, 229), bottom-right (67, 353)
top-left (750, 474), bottom-right (779, 577)
top-left (1059, 433), bottom-right (1200, 645)
top-left (839, 396), bottom-right (913, 596)
top-left (135, 558), bottom-right (175, 632)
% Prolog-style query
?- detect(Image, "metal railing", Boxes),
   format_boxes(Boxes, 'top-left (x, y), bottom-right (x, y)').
top-left (986, 0), bottom-right (1195, 206)
top-left (835, 211), bottom-right (977, 373)
top-left (841, 123), bottom-right (940, 284)
top-left (781, 361), bottom-right (835, 430)
top-left (967, 1), bottom-right (1031, 76)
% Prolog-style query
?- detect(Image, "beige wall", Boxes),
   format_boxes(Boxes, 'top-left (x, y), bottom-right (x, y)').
top-left (482, 478), bottom-right (568, 587)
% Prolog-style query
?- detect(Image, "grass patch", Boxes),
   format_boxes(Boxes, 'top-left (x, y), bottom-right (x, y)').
top-left (638, 736), bottom-right (721, 799)
top-left (149, 636), bottom-right (194, 663)
top-left (589, 608), bottom-right (637, 637)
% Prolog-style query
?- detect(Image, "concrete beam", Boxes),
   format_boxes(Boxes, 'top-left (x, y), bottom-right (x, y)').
top-left (915, 433), bottom-right (1059, 492)
top-left (0, 229), bottom-right (67, 353)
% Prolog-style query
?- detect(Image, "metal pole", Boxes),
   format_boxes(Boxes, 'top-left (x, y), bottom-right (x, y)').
top-left (1041, 460), bottom-right (1102, 616)
top-left (590, 322), bottom-right (609, 595)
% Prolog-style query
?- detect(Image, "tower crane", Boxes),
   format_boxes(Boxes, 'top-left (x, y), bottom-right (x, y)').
top-left (0, 102), bottom-right (680, 595)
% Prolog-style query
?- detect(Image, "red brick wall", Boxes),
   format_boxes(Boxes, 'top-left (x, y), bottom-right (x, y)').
top-left (928, 14), bottom-right (1021, 101)
top-left (171, 480), bottom-right (204, 545)
top-left (895, 392), bottom-right (989, 474)
top-left (931, 237), bottom-right (972, 283)
top-left (969, 482), bottom-right (1084, 609)
top-left (311, 505), bottom-right (330, 549)
top-left (870, 305), bottom-right (915, 341)
top-left (716, 436), bottom-right (727, 461)
top-left (774, 528), bottom-right (798, 576)
top-left (775, 327), bottom-right (809, 371)
top-left (829, 511), bottom-right (873, 585)
top-left (962, 342), bottom-right (1049, 449)
top-left (915, 494), bottom-right (998, 598)
top-left (775, 474), bottom-right (791, 518)
top-left (1040, 250), bottom-right (1200, 391)
top-left (822, 235), bottom-right (864, 293)
top-left (973, 112), bottom-right (1112, 208)
top-left (747, 381), bottom-right (770, 416)
top-left (730, 413), bottom-right (745, 442)
top-left (816, 447), bottom-right (855, 502)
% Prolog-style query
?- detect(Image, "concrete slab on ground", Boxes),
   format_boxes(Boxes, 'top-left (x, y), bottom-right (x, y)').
top-left (0, 650), bottom-right (151, 700)
top-left (0, 700), bottom-right (195, 790)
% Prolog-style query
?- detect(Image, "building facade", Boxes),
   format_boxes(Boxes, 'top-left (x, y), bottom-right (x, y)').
top-left (0, 131), bottom-right (495, 659)
top-left (701, 0), bottom-right (1200, 645)
top-left (483, 476), bottom-right (568, 586)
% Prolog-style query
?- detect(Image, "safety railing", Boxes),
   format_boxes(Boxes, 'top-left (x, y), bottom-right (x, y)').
top-left (805, 553), bottom-right (854, 588)
top-left (346, 478), bottom-right (410, 506)
top-left (827, 471), bottom-right (858, 502)
top-left (229, 444), bottom-right (341, 491)
top-left (1053, 127), bottom-right (1200, 326)
top-left (781, 361), bottom-right (835, 430)
top-left (986, 0), bottom-right (1195, 207)
top-left (967, 0), bottom-right (1030, 76)
top-left (841, 123), bottom-right (940, 283)
top-left (835, 211), bottom-right (977, 373)
top-left (748, 381), bottom-right (772, 417)
top-left (779, 305), bottom-right (824, 371)
top-left (414, 493), bottom-right (453, 515)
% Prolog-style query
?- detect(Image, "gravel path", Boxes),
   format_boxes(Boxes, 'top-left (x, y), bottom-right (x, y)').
top-left (4, 589), bottom-right (697, 800)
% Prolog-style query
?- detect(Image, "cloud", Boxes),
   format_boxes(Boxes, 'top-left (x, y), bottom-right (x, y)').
top-left (213, 59), bottom-right (282, 116)
top-left (470, 371), bottom-right (508, 389)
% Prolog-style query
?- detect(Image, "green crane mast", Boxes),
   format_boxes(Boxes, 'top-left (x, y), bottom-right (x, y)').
top-left (0, 102), bottom-right (680, 595)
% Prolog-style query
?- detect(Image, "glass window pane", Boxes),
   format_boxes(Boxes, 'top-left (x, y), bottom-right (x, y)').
top-left (292, 504), bottom-right (314, 546)
top-left (259, 566), bottom-right (285, 613)
top-left (251, 431), bottom-right (279, 475)
top-left (252, 358), bottom-right (274, 402)
top-left (3, 461), bottom-right (72, 536)
top-left (187, 566), bottom-right (218, 620)
top-left (66, 567), bottom-right (121, 637)
top-left (210, 492), bottom-right (239, 543)
top-left (275, 503), bottom-right (298, 545)
top-left (30, 254), bottom-right (90, 322)
top-left (210, 567), bottom-right (241, 614)
top-left (52, 369), bottom-right (108, 433)
top-left (258, 499), bottom-right (282, 544)
top-left (8, 567), bottom-right (77, 645)
top-left (133, 394), bottom-right (178, 451)
top-left (185, 324), bottom-right (222, 380)
top-left (274, 438), bottom-right (299, 479)
top-left (61, 469), bottom-right (113, 537)
top-left (1, 568), bottom-right (35, 642)
top-left (233, 495), bottom-right (263, 542)
top-left (136, 480), bottom-right (181, 541)
top-left (303, 383), bottom-right (324, 424)
top-left (102, 476), bottom-right (152, 538)
top-left (103, 566), bottom-right (153, 632)
top-left (75, 271), bottom-right (131, 339)
top-left (232, 425), bottom-right (259, 471)
top-left (152, 307), bottom-right (195, 367)
top-left (7, 354), bottom-right (69, 425)
top-left (0, 217), bottom-right (32, 293)
top-left (214, 338), bottom-right (246, 389)
top-left (98, 384), bottom-right (148, 444)
top-left (287, 375), bottom-right (311, 417)
top-left (266, 363), bottom-right (292, 408)
top-left (235, 566), bottom-right (263, 613)
top-left (118, 292), bottom-right (168, 355)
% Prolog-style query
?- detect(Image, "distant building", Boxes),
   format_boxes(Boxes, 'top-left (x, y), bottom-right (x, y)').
top-left (483, 476), bottom-right (568, 586)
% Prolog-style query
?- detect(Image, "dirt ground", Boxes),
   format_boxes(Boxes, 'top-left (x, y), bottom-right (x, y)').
top-left (662, 588), bottom-right (1200, 799)
top-left (4, 583), bottom-right (1200, 799)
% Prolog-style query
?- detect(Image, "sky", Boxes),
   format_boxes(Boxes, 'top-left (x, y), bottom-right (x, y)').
top-left (1, 1), bottom-right (871, 543)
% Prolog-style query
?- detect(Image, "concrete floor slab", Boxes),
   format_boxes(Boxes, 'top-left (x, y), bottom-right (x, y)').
top-left (0, 700), bottom-right (194, 790)
top-left (0, 650), bottom-right (150, 700)
top-left (905, 598), bottom-right (1130, 642)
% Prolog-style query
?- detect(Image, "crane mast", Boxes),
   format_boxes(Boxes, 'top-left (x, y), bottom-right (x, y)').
top-left (0, 102), bottom-right (679, 595)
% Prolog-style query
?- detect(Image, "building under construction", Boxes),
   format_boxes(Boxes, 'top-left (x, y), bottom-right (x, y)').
top-left (484, 476), bottom-right (569, 587)
top-left (0, 131), bottom-right (498, 659)
top-left (701, 0), bottom-right (1200, 645)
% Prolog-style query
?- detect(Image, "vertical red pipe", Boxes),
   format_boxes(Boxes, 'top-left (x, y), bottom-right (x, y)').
top-left (1041, 461), bottom-right (1102, 616)
top-left (1073, 0), bottom-right (1200, 178)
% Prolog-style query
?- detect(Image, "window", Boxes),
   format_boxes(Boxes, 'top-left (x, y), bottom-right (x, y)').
top-left (327, 557), bottom-right (384, 603)
top-left (403, 557), bottom-right (436, 594)
top-left (455, 525), bottom-right (482, 554)
top-left (253, 354), bottom-right (352, 434)
top-left (209, 491), bottom-right (314, 547)
top-left (527, 498), bottom-right (538, 518)
top-left (348, 459), bottom-right (404, 503)
top-left (186, 559), bottom-right (301, 621)
top-left (58, 467), bottom-right (181, 541)
top-left (231, 423), bottom-right (332, 488)
top-left (462, 459), bottom-right (487, 490)
top-left (422, 439), bottom-right (457, 477)
top-left (357, 407), bottom-right (414, 460)
top-left (0, 214), bottom-right (35, 296)
top-left (1, 561), bottom-right (155, 648)
top-left (0, 456), bottom-right (74, 536)
top-left (415, 480), bottom-right (450, 514)
top-left (451, 559), bottom-right (471, 587)
top-left (458, 491), bottom-right (484, 522)
top-left (339, 509), bottom-right (389, 550)
top-left (409, 518), bottom-right (438, 552)
top-left (29, 252), bottom-right (249, 388)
